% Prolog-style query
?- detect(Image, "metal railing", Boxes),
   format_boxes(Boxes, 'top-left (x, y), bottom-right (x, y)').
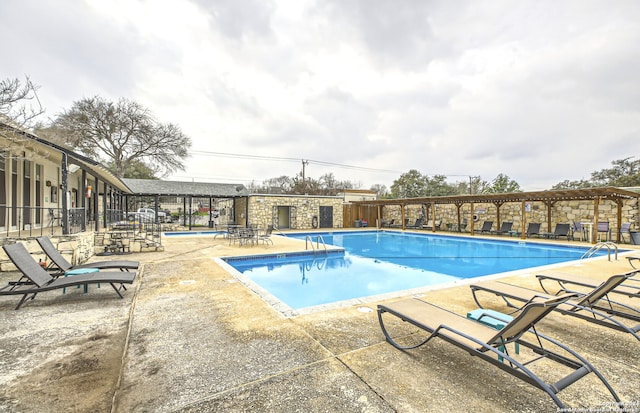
top-left (0, 206), bottom-right (89, 238)
top-left (305, 234), bottom-right (328, 255)
top-left (582, 241), bottom-right (618, 261)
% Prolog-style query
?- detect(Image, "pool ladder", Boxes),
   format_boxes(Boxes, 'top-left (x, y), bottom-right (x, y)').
top-left (581, 241), bottom-right (618, 261)
top-left (305, 235), bottom-right (328, 255)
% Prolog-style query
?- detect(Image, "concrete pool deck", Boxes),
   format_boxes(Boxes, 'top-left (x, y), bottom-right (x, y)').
top-left (1, 230), bottom-right (639, 412)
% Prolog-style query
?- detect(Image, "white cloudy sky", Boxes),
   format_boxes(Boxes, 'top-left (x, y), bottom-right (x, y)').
top-left (2, 0), bottom-right (640, 191)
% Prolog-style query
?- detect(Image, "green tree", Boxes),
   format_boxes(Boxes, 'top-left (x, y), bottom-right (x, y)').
top-left (551, 179), bottom-right (593, 190)
top-left (370, 184), bottom-right (388, 198)
top-left (390, 169), bottom-right (427, 198)
top-left (483, 173), bottom-right (521, 193)
top-left (425, 174), bottom-right (458, 196)
top-left (551, 157), bottom-right (640, 189)
top-left (107, 159), bottom-right (157, 179)
top-left (53, 96), bottom-right (191, 178)
top-left (590, 157), bottom-right (640, 187)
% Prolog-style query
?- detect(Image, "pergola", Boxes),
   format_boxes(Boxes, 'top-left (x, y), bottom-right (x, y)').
top-left (352, 186), bottom-right (640, 243)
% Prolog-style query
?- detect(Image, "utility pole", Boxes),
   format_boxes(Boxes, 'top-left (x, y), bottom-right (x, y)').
top-left (302, 159), bottom-right (308, 183)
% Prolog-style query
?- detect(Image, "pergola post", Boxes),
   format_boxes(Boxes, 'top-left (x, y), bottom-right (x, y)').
top-left (593, 197), bottom-right (600, 244)
top-left (520, 200), bottom-right (527, 239)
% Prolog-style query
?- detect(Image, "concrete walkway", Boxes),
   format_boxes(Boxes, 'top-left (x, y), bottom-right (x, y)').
top-left (1, 232), bottom-right (639, 412)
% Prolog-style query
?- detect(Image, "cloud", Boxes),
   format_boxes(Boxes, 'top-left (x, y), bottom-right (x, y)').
top-left (1, 0), bottom-right (639, 191)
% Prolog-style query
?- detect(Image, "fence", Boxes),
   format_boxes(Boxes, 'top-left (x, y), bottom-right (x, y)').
top-left (0, 206), bottom-right (87, 238)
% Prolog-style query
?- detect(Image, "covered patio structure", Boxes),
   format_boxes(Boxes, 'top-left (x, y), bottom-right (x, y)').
top-left (351, 187), bottom-right (640, 244)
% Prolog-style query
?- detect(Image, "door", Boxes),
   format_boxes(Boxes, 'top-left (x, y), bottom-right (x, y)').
top-left (276, 206), bottom-right (291, 229)
top-left (319, 206), bottom-right (333, 228)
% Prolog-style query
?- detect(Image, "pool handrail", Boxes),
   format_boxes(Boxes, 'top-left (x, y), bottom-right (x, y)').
top-left (305, 235), bottom-right (328, 255)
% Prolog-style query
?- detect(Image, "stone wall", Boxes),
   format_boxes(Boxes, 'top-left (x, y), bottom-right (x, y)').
top-left (247, 195), bottom-right (344, 229)
top-left (382, 198), bottom-right (639, 234)
top-left (0, 233), bottom-right (95, 272)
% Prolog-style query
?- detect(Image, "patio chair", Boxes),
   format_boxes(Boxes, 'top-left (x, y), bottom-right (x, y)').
top-left (377, 295), bottom-right (621, 409)
top-left (619, 222), bottom-right (632, 243)
top-left (459, 218), bottom-right (468, 232)
top-left (469, 269), bottom-right (640, 342)
top-left (36, 236), bottom-right (139, 277)
top-left (536, 272), bottom-right (640, 300)
top-left (571, 222), bottom-right (586, 241)
top-left (491, 221), bottom-right (513, 235)
top-left (525, 223), bottom-right (541, 238)
top-left (479, 221), bottom-right (493, 233)
top-left (257, 225), bottom-right (274, 245)
top-left (597, 222), bottom-right (611, 242)
top-left (1, 243), bottom-right (136, 310)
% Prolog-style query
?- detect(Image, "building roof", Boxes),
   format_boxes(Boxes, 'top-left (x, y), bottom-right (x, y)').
top-left (353, 186), bottom-right (640, 206)
top-left (1, 122), bottom-right (131, 193)
top-left (122, 178), bottom-right (249, 197)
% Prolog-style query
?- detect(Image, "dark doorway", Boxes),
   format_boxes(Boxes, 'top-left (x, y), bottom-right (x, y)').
top-left (319, 206), bottom-right (333, 228)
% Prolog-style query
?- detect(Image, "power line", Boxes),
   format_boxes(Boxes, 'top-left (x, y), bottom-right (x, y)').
top-left (190, 150), bottom-right (403, 174)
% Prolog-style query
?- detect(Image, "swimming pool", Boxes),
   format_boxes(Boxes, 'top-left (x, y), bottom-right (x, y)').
top-left (221, 231), bottom-right (612, 315)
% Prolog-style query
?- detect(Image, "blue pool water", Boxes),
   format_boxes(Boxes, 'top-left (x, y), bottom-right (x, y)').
top-left (223, 231), bottom-right (610, 312)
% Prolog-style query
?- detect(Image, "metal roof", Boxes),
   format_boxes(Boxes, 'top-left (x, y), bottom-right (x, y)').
top-left (1, 122), bottom-right (132, 193)
top-left (353, 186), bottom-right (640, 206)
top-left (122, 178), bottom-right (249, 197)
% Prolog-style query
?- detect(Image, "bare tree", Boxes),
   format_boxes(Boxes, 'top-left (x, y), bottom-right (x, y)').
top-left (0, 76), bottom-right (47, 156)
top-left (53, 96), bottom-right (192, 178)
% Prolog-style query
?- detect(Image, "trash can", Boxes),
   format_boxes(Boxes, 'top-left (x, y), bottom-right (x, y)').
top-left (354, 220), bottom-right (361, 228)
top-left (631, 231), bottom-right (640, 245)
top-left (209, 221), bottom-right (215, 228)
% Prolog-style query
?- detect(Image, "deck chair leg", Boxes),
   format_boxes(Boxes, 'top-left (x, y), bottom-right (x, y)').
top-left (109, 283), bottom-right (125, 298)
top-left (15, 293), bottom-right (37, 310)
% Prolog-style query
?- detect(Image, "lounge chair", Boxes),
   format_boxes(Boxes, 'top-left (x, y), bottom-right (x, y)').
top-left (479, 221), bottom-right (493, 233)
top-left (1, 243), bottom-right (136, 310)
top-left (491, 221), bottom-right (513, 235)
top-left (422, 219), bottom-right (441, 230)
top-left (406, 218), bottom-right (423, 229)
top-left (380, 219), bottom-right (394, 228)
top-left (542, 223), bottom-right (571, 240)
top-left (536, 272), bottom-right (640, 299)
top-left (36, 236), bottom-right (139, 276)
top-left (390, 218), bottom-right (409, 229)
top-left (469, 270), bottom-right (640, 341)
top-left (377, 295), bottom-right (621, 409)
